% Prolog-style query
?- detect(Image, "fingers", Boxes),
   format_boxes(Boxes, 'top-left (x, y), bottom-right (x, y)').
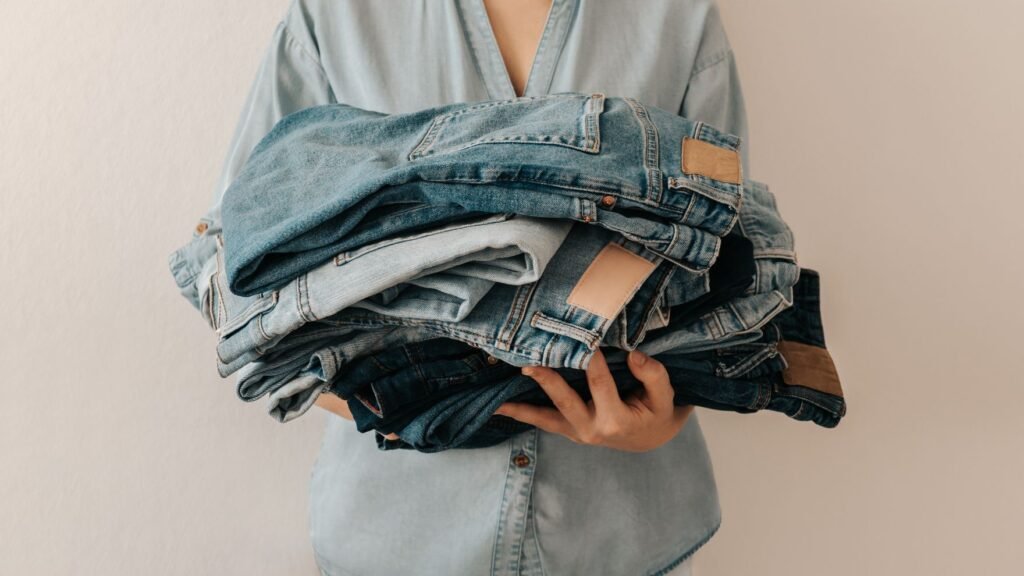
top-left (627, 350), bottom-right (675, 410)
top-left (518, 365), bottom-right (593, 430)
top-left (584, 347), bottom-right (625, 414)
top-left (494, 402), bottom-right (576, 439)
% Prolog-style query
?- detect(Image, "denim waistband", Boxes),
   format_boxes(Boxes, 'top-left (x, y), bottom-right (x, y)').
top-left (633, 180), bottom-right (800, 356)
top-left (206, 214), bottom-right (571, 376)
top-left (230, 322), bottom-right (438, 421)
top-left (231, 226), bottom-right (758, 423)
top-left (218, 93), bottom-right (746, 295)
top-left (335, 267), bottom-right (845, 452)
top-left (315, 222), bottom-right (681, 370)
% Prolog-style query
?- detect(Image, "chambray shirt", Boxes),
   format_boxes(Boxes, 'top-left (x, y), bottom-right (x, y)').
top-left (196, 1), bottom-right (751, 574)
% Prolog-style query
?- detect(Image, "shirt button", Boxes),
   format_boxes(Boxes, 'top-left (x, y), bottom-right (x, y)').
top-left (600, 194), bottom-right (616, 207)
top-left (195, 221), bottom-right (208, 234)
top-left (513, 453), bottom-right (531, 468)
top-left (485, 355), bottom-right (499, 365)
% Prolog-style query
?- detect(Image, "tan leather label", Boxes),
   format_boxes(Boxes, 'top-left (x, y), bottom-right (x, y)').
top-left (682, 137), bottom-right (742, 184)
top-left (566, 242), bottom-right (658, 319)
top-left (777, 340), bottom-right (844, 397)
top-left (314, 392), bottom-right (353, 419)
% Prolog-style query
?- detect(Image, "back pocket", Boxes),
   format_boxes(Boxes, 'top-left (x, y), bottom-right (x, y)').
top-left (407, 92), bottom-right (605, 160)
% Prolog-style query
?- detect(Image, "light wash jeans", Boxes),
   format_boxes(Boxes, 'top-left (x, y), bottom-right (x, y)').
top-left (633, 180), bottom-right (799, 356)
top-left (205, 214), bottom-right (572, 376)
top-left (217, 92), bottom-right (744, 296)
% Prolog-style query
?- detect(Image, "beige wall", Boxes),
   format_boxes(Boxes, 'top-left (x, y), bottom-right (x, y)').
top-left (1, 1), bottom-right (1020, 574)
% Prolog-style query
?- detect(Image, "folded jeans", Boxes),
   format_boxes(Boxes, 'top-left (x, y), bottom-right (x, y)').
top-left (216, 92), bottom-right (746, 296)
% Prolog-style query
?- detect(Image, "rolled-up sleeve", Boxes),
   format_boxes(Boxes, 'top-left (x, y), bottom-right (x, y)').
top-left (168, 0), bottom-right (335, 311)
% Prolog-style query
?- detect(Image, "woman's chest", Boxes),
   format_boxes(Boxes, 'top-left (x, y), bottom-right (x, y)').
top-left (310, 0), bottom-right (697, 115)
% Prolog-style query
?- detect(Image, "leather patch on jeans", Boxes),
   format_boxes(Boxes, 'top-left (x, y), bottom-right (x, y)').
top-left (777, 340), bottom-right (844, 397)
top-left (566, 242), bottom-right (658, 319)
top-left (682, 137), bottom-right (742, 184)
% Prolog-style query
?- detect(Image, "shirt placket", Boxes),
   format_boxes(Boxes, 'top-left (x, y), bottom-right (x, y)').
top-left (490, 428), bottom-right (541, 576)
top-left (458, 0), bottom-right (577, 101)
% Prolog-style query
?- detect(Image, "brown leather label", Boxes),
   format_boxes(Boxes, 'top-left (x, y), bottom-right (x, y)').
top-left (566, 242), bottom-right (658, 319)
top-left (682, 137), bottom-right (742, 184)
top-left (777, 340), bottom-right (844, 397)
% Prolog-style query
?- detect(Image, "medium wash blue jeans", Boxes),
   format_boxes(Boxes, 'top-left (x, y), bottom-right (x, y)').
top-left (166, 94), bottom-right (810, 432)
top-left (206, 214), bottom-right (571, 375)
top-left (217, 92), bottom-right (746, 296)
top-left (188, 176), bottom-right (800, 424)
top-left (330, 268), bottom-right (844, 453)
top-left (230, 227), bottom-right (755, 424)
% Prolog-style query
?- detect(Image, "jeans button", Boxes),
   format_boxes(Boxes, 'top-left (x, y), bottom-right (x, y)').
top-left (513, 453), bottom-right (531, 468)
top-left (600, 194), bottom-right (616, 207)
top-left (195, 221), bottom-right (208, 234)
top-left (486, 355), bottom-right (499, 365)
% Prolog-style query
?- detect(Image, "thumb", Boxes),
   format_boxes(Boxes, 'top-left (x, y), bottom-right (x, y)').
top-left (627, 350), bottom-right (674, 408)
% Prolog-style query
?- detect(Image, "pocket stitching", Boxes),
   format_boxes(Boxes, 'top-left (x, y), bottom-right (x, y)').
top-left (407, 93), bottom-right (605, 160)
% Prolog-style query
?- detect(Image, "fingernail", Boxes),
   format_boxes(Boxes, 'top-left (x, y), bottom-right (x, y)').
top-left (521, 366), bottom-right (535, 376)
top-left (630, 350), bottom-right (648, 365)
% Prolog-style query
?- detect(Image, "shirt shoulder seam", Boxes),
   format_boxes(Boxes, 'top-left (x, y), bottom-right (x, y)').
top-left (279, 19), bottom-right (330, 84)
top-left (689, 49), bottom-right (733, 80)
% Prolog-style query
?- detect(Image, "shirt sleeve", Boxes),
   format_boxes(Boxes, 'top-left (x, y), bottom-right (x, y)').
top-left (168, 0), bottom-right (335, 311)
top-left (206, 1), bottom-right (336, 221)
top-left (679, 2), bottom-right (752, 178)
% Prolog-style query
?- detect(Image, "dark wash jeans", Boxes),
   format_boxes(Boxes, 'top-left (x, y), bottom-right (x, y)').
top-left (219, 92), bottom-right (746, 296)
top-left (330, 267), bottom-right (845, 453)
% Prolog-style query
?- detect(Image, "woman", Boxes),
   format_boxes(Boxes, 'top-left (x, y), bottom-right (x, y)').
top-left (204, 1), bottom-right (750, 573)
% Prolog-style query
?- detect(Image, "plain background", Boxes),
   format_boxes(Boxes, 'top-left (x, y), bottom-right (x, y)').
top-left (2, 1), bottom-right (1021, 574)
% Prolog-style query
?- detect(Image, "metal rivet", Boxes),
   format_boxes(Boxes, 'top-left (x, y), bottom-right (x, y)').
top-left (600, 195), bottom-right (616, 207)
top-left (195, 222), bottom-right (208, 234)
top-left (513, 453), bottom-right (531, 467)
top-left (581, 215), bottom-right (592, 223)
top-left (486, 355), bottom-right (499, 365)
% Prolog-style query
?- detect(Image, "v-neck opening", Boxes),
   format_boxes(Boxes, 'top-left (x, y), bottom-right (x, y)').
top-left (458, 0), bottom-right (576, 101)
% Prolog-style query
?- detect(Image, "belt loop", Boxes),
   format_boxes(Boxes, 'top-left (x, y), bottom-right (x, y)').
top-left (623, 97), bottom-right (663, 204)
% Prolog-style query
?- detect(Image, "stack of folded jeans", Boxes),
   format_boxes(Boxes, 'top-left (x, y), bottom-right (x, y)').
top-left (168, 92), bottom-right (846, 452)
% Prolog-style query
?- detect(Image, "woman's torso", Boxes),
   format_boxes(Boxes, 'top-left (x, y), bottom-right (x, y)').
top-left (301, 1), bottom-right (739, 574)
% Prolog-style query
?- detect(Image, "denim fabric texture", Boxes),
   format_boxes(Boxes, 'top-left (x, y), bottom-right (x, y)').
top-left (313, 221), bottom-right (682, 370)
top-left (216, 92), bottom-right (746, 296)
top-left (232, 224), bottom-right (752, 425)
top-left (344, 267), bottom-right (845, 453)
top-left (204, 213), bottom-right (572, 375)
top-left (633, 179), bottom-right (801, 357)
top-left (170, 1), bottom-right (764, 574)
top-left (188, 173), bottom-right (801, 427)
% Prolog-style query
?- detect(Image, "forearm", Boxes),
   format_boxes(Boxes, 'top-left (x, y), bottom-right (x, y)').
top-left (314, 392), bottom-right (354, 420)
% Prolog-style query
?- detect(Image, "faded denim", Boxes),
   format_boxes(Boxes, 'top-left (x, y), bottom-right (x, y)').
top-left (203, 214), bottom-right (571, 375)
top-left (288, 222), bottom-right (682, 370)
top-left (171, 1), bottom-right (760, 574)
top-left (634, 180), bottom-right (801, 356)
top-left (328, 268), bottom-right (845, 453)
top-left (218, 92), bottom-right (746, 296)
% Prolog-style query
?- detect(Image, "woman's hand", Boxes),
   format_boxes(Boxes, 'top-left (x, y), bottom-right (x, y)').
top-left (494, 348), bottom-right (693, 452)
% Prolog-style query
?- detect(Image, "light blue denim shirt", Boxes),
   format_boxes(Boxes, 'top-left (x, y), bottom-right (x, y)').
top-left (183, 1), bottom-right (751, 574)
